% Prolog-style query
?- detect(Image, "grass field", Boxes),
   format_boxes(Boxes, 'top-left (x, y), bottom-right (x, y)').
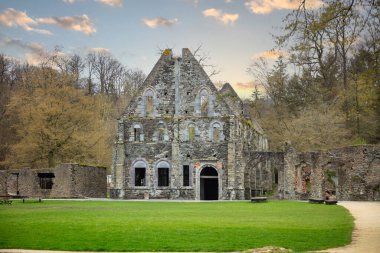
top-left (0, 200), bottom-right (353, 252)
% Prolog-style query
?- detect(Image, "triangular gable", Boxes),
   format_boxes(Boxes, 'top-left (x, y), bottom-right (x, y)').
top-left (180, 48), bottom-right (233, 116)
top-left (219, 82), bottom-right (243, 116)
top-left (123, 48), bottom-right (235, 118)
top-left (123, 49), bottom-right (174, 118)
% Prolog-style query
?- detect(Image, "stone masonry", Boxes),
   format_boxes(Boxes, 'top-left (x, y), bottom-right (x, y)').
top-left (1, 163), bottom-right (107, 198)
top-left (247, 144), bottom-right (380, 201)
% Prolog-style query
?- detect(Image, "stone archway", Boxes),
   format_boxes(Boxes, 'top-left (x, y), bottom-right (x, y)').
top-left (200, 167), bottom-right (219, 200)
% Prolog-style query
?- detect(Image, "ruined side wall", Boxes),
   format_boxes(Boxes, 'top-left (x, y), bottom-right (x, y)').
top-left (246, 144), bottom-right (380, 201)
top-left (284, 145), bottom-right (380, 201)
top-left (2, 164), bottom-right (106, 198)
top-left (245, 152), bottom-right (284, 199)
top-left (71, 164), bottom-right (107, 198)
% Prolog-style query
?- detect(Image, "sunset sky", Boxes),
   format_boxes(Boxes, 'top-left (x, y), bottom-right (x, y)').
top-left (0, 0), bottom-right (322, 98)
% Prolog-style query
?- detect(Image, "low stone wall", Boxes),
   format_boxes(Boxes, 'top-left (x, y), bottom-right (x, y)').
top-left (1, 164), bottom-right (107, 198)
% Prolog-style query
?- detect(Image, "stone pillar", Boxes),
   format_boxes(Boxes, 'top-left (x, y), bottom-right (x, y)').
top-left (234, 127), bottom-right (245, 200)
top-left (171, 118), bottom-right (181, 198)
top-left (111, 119), bottom-right (126, 198)
top-left (283, 142), bottom-right (297, 199)
top-left (227, 116), bottom-right (236, 199)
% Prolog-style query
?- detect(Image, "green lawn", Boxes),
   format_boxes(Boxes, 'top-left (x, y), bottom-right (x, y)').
top-left (0, 200), bottom-right (353, 252)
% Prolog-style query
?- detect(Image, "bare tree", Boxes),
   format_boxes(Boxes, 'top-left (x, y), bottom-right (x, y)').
top-left (87, 51), bottom-right (126, 96)
top-left (192, 44), bottom-right (221, 78)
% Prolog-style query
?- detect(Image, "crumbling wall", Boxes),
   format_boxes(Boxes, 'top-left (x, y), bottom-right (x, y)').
top-left (245, 151), bottom-right (284, 199)
top-left (70, 164), bottom-right (107, 198)
top-left (283, 144), bottom-right (380, 201)
top-left (2, 164), bottom-right (106, 198)
top-left (246, 144), bottom-right (380, 201)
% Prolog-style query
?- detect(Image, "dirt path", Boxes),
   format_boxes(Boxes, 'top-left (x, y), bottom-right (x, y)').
top-left (322, 201), bottom-right (380, 253)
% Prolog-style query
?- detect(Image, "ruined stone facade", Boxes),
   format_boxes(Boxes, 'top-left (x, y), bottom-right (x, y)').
top-left (247, 144), bottom-right (380, 201)
top-left (110, 48), bottom-right (268, 200)
top-left (0, 164), bottom-right (107, 198)
top-left (110, 48), bottom-right (380, 201)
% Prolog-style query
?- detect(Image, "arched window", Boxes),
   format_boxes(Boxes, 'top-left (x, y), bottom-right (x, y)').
top-left (188, 123), bottom-right (195, 142)
top-left (133, 161), bottom-right (147, 186)
top-left (211, 122), bottom-right (221, 142)
top-left (200, 89), bottom-right (209, 116)
top-left (133, 124), bottom-right (141, 142)
top-left (158, 122), bottom-right (165, 142)
top-left (144, 89), bottom-right (155, 116)
top-left (157, 161), bottom-right (170, 187)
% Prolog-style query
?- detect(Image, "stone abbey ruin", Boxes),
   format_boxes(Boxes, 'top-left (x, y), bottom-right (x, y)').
top-left (110, 48), bottom-right (380, 201)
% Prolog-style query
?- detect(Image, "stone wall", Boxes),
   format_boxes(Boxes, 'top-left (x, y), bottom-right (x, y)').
top-left (245, 151), bottom-right (284, 199)
top-left (1, 164), bottom-right (107, 198)
top-left (247, 144), bottom-right (380, 201)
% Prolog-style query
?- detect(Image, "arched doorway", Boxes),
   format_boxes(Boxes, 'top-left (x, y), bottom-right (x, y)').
top-left (200, 167), bottom-right (218, 200)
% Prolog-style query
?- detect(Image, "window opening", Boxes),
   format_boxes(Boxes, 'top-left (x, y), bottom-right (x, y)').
top-left (134, 126), bottom-right (141, 142)
top-left (158, 122), bottom-right (165, 142)
top-left (189, 124), bottom-right (195, 142)
top-left (200, 94), bottom-right (208, 116)
top-left (38, 173), bottom-right (55, 189)
top-left (212, 123), bottom-right (221, 142)
top-left (183, 165), bottom-right (190, 186)
top-left (145, 89), bottom-right (154, 116)
top-left (146, 96), bottom-right (153, 114)
top-left (213, 126), bottom-right (219, 142)
top-left (274, 169), bottom-right (279, 184)
top-left (158, 167), bottom-right (169, 187)
top-left (135, 168), bottom-right (146, 186)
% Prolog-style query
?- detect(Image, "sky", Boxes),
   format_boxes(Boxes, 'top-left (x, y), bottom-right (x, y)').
top-left (0, 0), bottom-right (322, 99)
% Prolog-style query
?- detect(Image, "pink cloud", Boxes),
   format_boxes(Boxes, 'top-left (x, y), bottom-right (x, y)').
top-left (245, 0), bottom-right (323, 14)
top-left (0, 8), bottom-right (51, 35)
top-left (142, 17), bottom-right (178, 28)
top-left (37, 15), bottom-right (96, 35)
top-left (203, 8), bottom-right (239, 25)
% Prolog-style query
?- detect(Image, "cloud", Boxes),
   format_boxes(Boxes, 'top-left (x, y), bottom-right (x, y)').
top-left (0, 37), bottom-right (47, 65)
top-left (252, 50), bottom-right (289, 60)
top-left (235, 82), bottom-right (255, 89)
top-left (202, 8), bottom-right (239, 25)
top-left (63, 0), bottom-right (81, 3)
top-left (245, 0), bottom-right (323, 14)
top-left (88, 47), bottom-right (110, 53)
top-left (0, 8), bottom-right (52, 35)
top-left (96, 0), bottom-right (123, 7)
top-left (36, 15), bottom-right (96, 35)
top-left (0, 37), bottom-right (44, 53)
top-left (233, 81), bottom-right (266, 99)
top-left (0, 8), bottom-right (96, 36)
top-left (142, 17), bottom-right (178, 28)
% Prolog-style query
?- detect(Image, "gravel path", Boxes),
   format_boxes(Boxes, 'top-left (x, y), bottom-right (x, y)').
top-left (322, 201), bottom-right (380, 253)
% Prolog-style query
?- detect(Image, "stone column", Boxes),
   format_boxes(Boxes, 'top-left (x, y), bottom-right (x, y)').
top-left (283, 142), bottom-right (297, 199)
top-left (111, 118), bottom-right (126, 198)
top-left (227, 116), bottom-right (236, 199)
top-left (171, 118), bottom-right (181, 198)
